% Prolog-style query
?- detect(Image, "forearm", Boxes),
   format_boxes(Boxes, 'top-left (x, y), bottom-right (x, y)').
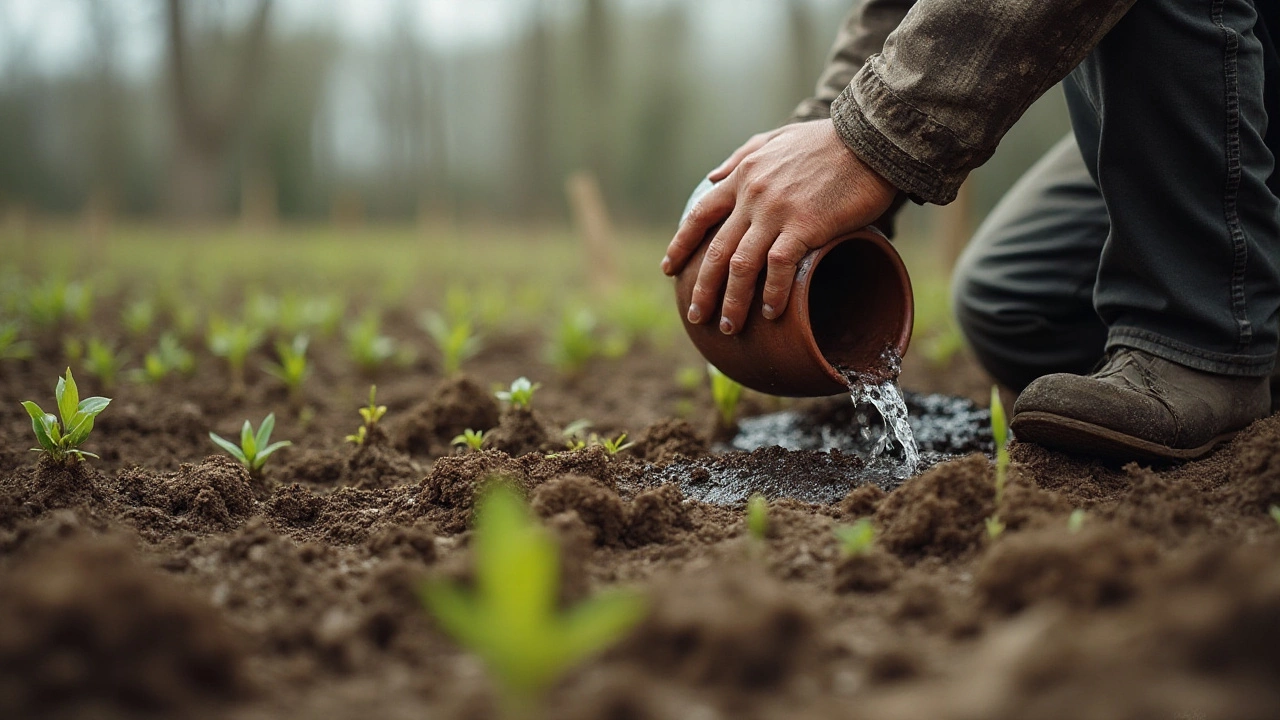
top-left (831, 0), bottom-right (1135, 204)
top-left (791, 0), bottom-right (917, 122)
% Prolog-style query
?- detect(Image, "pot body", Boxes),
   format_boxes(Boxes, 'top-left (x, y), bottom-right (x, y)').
top-left (673, 180), bottom-right (914, 397)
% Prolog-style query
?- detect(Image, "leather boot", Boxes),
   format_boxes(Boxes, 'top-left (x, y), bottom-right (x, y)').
top-left (1011, 347), bottom-right (1270, 462)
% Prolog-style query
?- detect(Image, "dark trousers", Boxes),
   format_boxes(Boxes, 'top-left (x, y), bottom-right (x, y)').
top-left (953, 0), bottom-right (1280, 391)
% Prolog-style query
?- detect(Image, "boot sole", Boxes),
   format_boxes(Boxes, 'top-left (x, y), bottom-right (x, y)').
top-left (1010, 411), bottom-right (1236, 463)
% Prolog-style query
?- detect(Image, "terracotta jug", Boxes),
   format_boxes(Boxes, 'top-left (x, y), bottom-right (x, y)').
top-left (673, 179), bottom-right (914, 397)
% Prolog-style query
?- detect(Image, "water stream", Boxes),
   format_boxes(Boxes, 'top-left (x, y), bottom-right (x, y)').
top-left (838, 351), bottom-right (919, 478)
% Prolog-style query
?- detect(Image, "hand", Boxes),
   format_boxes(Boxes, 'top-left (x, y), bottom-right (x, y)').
top-left (661, 119), bottom-right (896, 335)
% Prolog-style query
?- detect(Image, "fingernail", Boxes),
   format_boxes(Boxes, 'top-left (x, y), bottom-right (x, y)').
top-left (762, 304), bottom-right (776, 319)
top-left (687, 304), bottom-right (702, 323)
top-left (719, 317), bottom-right (734, 334)
top-left (660, 256), bottom-right (671, 273)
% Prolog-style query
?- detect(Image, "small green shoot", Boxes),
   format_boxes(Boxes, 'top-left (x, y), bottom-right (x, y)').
top-left (265, 335), bottom-right (311, 399)
top-left (360, 385), bottom-right (387, 427)
top-left (1067, 509), bottom-right (1086, 534)
top-left (26, 279), bottom-right (92, 327)
top-left (985, 386), bottom-right (1010, 540)
top-left (1270, 505), bottom-right (1280, 528)
top-left (834, 518), bottom-right (876, 558)
top-left (122, 298), bottom-right (156, 338)
top-left (83, 338), bottom-right (127, 391)
top-left (419, 484), bottom-right (646, 718)
top-left (345, 311), bottom-right (401, 373)
top-left (496, 377), bottom-right (540, 410)
top-left (562, 419), bottom-right (593, 451)
top-left (708, 363), bottom-right (743, 428)
top-left (422, 311), bottom-right (482, 377)
top-left (207, 317), bottom-right (265, 393)
top-left (452, 429), bottom-right (487, 453)
top-left (21, 368), bottom-right (111, 463)
top-left (0, 321), bottom-right (33, 361)
top-left (598, 433), bottom-right (634, 455)
top-left (279, 294), bottom-right (345, 338)
top-left (132, 333), bottom-right (195, 384)
top-left (346, 386), bottom-right (387, 446)
top-left (746, 493), bottom-right (769, 541)
top-left (544, 307), bottom-right (626, 375)
top-left (209, 414), bottom-right (292, 476)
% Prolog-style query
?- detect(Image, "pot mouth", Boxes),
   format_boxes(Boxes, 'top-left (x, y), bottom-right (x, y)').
top-left (803, 234), bottom-right (913, 385)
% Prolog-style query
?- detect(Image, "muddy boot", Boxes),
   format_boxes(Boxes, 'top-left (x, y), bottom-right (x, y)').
top-left (1010, 347), bottom-right (1270, 462)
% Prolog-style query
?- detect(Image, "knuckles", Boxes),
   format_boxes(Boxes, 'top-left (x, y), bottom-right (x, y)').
top-left (728, 253), bottom-right (760, 275)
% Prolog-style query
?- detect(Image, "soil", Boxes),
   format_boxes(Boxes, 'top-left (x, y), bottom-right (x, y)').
top-left (3, 325), bottom-right (1280, 720)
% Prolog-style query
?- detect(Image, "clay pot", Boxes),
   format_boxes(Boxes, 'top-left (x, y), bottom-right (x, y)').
top-left (673, 181), bottom-right (914, 397)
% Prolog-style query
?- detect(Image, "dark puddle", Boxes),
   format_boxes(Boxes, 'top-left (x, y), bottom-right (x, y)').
top-left (647, 392), bottom-right (993, 505)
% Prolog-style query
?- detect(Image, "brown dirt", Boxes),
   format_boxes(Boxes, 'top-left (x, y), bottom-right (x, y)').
top-left (3, 326), bottom-right (1280, 719)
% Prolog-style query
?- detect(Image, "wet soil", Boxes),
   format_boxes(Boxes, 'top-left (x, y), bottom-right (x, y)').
top-left (3, 330), bottom-right (1280, 720)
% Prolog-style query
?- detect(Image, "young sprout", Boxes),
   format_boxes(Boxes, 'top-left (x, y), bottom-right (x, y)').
top-left (265, 335), bottom-right (311, 399)
top-left (452, 429), bottom-right (487, 453)
top-left (420, 483), bottom-right (646, 718)
top-left (1270, 505), bottom-right (1280, 528)
top-left (278, 294), bottom-right (345, 338)
top-left (345, 310), bottom-right (399, 373)
top-left (83, 338), bottom-right (127, 391)
top-left (562, 419), bottom-right (593, 451)
top-left (346, 386), bottom-right (388, 446)
top-left (834, 518), bottom-right (876, 558)
top-left (599, 433), bottom-right (634, 455)
top-left (985, 386), bottom-right (1010, 540)
top-left (746, 493), bottom-right (769, 541)
top-left (422, 311), bottom-right (482, 377)
top-left (27, 279), bottom-right (92, 327)
top-left (675, 365), bottom-right (703, 393)
top-left (132, 333), bottom-right (196, 385)
top-left (244, 292), bottom-right (280, 332)
top-left (0, 321), bottom-right (33, 361)
top-left (496, 377), bottom-right (540, 410)
top-left (21, 368), bottom-right (111, 463)
top-left (122, 298), bottom-right (156, 338)
top-left (544, 307), bottom-right (625, 375)
top-left (1067, 508), bottom-right (1087, 534)
top-left (708, 363), bottom-right (743, 428)
top-left (207, 317), bottom-right (265, 393)
top-left (209, 414), bottom-right (292, 477)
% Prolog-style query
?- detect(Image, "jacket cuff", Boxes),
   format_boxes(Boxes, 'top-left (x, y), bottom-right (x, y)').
top-left (830, 70), bottom-right (967, 205)
top-left (788, 98), bottom-right (833, 124)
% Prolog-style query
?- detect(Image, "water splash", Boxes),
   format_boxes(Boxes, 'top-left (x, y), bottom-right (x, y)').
top-left (839, 351), bottom-right (919, 478)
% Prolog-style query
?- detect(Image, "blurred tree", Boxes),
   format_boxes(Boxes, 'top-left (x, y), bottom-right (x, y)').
top-left (514, 0), bottom-right (552, 217)
top-left (165, 0), bottom-right (274, 221)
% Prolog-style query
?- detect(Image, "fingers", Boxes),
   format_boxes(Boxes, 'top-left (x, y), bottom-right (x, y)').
top-left (760, 232), bottom-right (811, 320)
top-left (708, 130), bottom-right (778, 182)
top-left (687, 214), bottom-right (750, 325)
top-left (718, 224), bottom-right (777, 334)
top-left (662, 181), bottom-right (735, 276)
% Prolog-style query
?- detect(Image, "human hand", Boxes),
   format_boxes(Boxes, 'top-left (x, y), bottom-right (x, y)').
top-left (661, 119), bottom-right (896, 335)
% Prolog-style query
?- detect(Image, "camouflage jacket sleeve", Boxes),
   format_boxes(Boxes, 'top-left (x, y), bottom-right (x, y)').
top-left (791, 0), bottom-right (917, 123)
top-left (830, 0), bottom-right (1136, 204)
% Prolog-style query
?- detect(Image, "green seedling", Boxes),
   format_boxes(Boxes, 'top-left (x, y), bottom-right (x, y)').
top-left (21, 368), bottom-right (111, 463)
top-left (834, 518), bottom-right (876, 558)
top-left (562, 419), bottom-right (593, 451)
top-left (603, 286), bottom-right (676, 347)
top-left (245, 292), bottom-right (280, 332)
top-left (708, 363), bottom-right (743, 428)
top-left (169, 303), bottom-right (201, 339)
top-left (0, 321), bottom-right (33, 361)
top-left (209, 413), bottom-right (292, 476)
top-left (26, 279), bottom-right (92, 327)
top-left (544, 307), bottom-right (626, 375)
top-left (452, 429), bottom-right (487, 453)
top-left (675, 365), bottom-right (703, 393)
top-left (1270, 505), bottom-right (1280, 528)
top-left (598, 433), bottom-right (634, 455)
top-left (1067, 508), bottom-right (1087, 534)
top-left (208, 317), bottom-right (265, 392)
top-left (265, 335), bottom-right (311, 399)
top-left (83, 338), bottom-right (127, 391)
top-left (133, 333), bottom-right (196, 384)
top-left (985, 386), bottom-right (1011, 540)
top-left (279, 294), bottom-right (345, 337)
top-left (422, 311), bottom-right (482, 377)
top-left (746, 493), bottom-right (769, 541)
top-left (122, 298), bottom-right (156, 338)
top-left (346, 386), bottom-right (388, 446)
top-left (496, 377), bottom-right (540, 410)
top-left (345, 311), bottom-right (399, 373)
top-left (420, 484), bottom-right (646, 718)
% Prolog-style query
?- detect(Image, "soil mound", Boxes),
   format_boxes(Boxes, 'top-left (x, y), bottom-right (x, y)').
top-left (0, 457), bottom-right (110, 518)
top-left (632, 418), bottom-right (709, 464)
top-left (486, 407), bottom-right (554, 457)
top-left (532, 474), bottom-right (628, 546)
top-left (117, 455), bottom-right (256, 534)
top-left (0, 539), bottom-right (245, 717)
top-left (345, 443), bottom-right (421, 489)
top-left (392, 376), bottom-right (500, 457)
top-left (875, 453), bottom-right (994, 561)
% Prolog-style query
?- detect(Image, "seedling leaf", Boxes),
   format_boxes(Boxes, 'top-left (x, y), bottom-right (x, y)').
top-left (209, 432), bottom-right (249, 465)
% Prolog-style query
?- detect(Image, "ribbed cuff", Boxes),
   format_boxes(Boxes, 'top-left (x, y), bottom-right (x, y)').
top-left (830, 73), bottom-right (968, 205)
